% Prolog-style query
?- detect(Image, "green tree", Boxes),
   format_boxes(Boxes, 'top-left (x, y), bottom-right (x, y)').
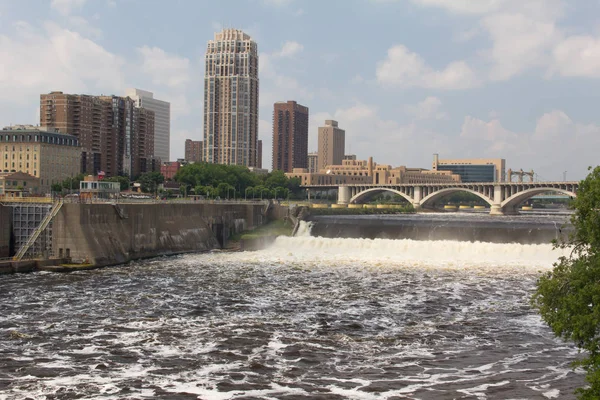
top-left (139, 171), bottom-right (164, 193)
top-left (533, 166), bottom-right (600, 399)
top-left (104, 175), bottom-right (130, 191)
top-left (51, 183), bottom-right (63, 193)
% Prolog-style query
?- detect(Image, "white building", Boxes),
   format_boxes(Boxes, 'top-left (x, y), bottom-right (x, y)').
top-left (125, 88), bottom-right (170, 163)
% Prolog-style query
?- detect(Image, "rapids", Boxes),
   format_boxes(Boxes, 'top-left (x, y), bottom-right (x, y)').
top-left (0, 220), bottom-right (584, 399)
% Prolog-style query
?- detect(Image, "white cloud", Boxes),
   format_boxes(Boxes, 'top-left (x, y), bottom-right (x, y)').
top-left (533, 110), bottom-right (573, 140)
top-left (276, 41), bottom-right (304, 58)
top-left (405, 97), bottom-right (447, 120)
top-left (455, 111), bottom-right (600, 179)
top-left (376, 45), bottom-right (479, 89)
top-left (551, 36), bottom-right (600, 78)
top-left (481, 13), bottom-right (558, 81)
top-left (137, 46), bottom-right (191, 88)
top-left (460, 116), bottom-right (518, 153)
top-left (51, 0), bottom-right (87, 16)
top-left (259, 50), bottom-right (313, 111)
top-left (66, 15), bottom-right (102, 39)
top-left (0, 21), bottom-right (124, 107)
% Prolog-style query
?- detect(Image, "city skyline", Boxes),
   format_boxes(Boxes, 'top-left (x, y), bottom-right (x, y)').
top-left (1, 1), bottom-right (600, 180)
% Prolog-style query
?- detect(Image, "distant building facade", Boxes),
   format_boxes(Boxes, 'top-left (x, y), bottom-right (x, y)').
top-left (126, 88), bottom-right (170, 163)
top-left (0, 172), bottom-right (40, 197)
top-left (40, 92), bottom-right (156, 179)
top-left (286, 157), bottom-right (460, 187)
top-left (0, 126), bottom-right (81, 193)
top-left (258, 140), bottom-right (262, 169)
top-left (432, 154), bottom-right (505, 182)
top-left (203, 29), bottom-right (259, 167)
top-left (307, 152), bottom-right (318, 173)
top-left (307, 152), bottom-right (319, 173)
top-left (272, 101), bottom-right (309, 172)
top-left (185, 139), bottom-right (203, 163)
top-left (161, 161), bottom-right (181, 181)
top-left (318, 120), bottom-right (345, 171)
top-left (344, 154), bottom-right (357, 161)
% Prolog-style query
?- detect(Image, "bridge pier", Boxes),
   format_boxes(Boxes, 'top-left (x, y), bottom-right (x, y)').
top-left (338, 186), bottom-right (351, 205)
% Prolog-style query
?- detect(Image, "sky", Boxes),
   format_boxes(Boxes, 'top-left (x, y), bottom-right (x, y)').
top-left (1, 0), bottom-right (600, 181)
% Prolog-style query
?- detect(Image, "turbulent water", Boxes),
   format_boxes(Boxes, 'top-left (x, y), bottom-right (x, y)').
top-left (0, 220), bottom-right (586, 399)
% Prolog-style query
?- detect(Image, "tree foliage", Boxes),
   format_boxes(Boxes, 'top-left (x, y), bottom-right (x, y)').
top-left (138, 171), bottom-right (164, 193)
top-left (173, 163), bottom-right (303, 199)
top-left (104, 175), bottom-right (130, 191)
top-left (533, 166), bottom-right (600, 399)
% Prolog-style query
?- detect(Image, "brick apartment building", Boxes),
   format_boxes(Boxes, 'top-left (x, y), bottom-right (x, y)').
top-left (184, 139), bottom-right (203, 163)
top-left (40, 92), bottom-right (157, 179)
top-left (272, 101), bottom-right (309, 172)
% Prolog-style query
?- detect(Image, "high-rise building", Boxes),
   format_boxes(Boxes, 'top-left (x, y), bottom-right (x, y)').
top-left (317, 120), bottom-right (345, 171)
top-left (40, 92), bottom-right (155, 179)
top-left (0, 126), bottom-right (81, 193)
top-left (257, 140), bottom-right (262, 169)
top-left (125, 88), bottom-right (170, 163)
top-left (185, 139), bottom-right (203, 163)
top-left (203, 29), bottom-right (259, 167)
top-left (272, 101), bottom-right (309, 172)
top-left (307, 152), bottom-right (318, 173)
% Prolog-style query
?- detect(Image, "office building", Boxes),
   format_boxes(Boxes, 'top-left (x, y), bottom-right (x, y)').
top-left (203, 29), bottom-right (259, 167)
top-left (432, 154), bottom-right (505, 182)
top-left (0, 126), bottom-right (81, 193)
top-left (318, 120), bottom-right (345, 171)
top-left (272, 101), bottom-right (309, 172)
top-left (344, 154), bottom-right (357, 161)
top-left (185, 139), bottom-right (203, 163)
top-left (40, 92), bottom-right (156, 179)
top-left (125, 88), bottom-right (170, 163)
top-left (307, 152), bottom-right (318, 173)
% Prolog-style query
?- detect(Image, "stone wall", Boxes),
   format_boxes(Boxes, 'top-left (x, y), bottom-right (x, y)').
top-left (0, 205), bottom-right (11, 258)
top-left (52, 202), bottom-right (266, 267)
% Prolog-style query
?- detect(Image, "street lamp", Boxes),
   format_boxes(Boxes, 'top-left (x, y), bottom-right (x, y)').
top-left (228, 186), bottom-right (234, 200)
top-left (245, 187), bottom-right (252, 201)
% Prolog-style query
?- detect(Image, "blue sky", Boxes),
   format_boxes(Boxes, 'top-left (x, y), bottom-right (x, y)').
top-left (1, 0), bottom-right (600, 180)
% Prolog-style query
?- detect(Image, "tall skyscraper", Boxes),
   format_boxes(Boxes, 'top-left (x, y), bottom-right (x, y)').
top-left (203, 29), bottom-right (259, 167)
top-left (40, 92), bottom-right (155, 178)
top-left (317, 120), bottom-right (345, 170)
top-left (125, 89), bottom-right (170, 163)
top-left (272, 101), bottom-right (309, 172)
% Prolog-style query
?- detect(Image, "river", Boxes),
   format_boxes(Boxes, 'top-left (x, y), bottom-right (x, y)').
top-left (0, 215), bottom-right (585, 399)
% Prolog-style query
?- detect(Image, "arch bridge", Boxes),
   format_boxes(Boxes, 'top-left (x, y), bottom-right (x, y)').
top-left (330, 181), bottom-right (578, 215)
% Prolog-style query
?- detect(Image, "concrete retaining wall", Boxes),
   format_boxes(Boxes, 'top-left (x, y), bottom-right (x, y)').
top-left (52, 202), bottom-right (266, 267)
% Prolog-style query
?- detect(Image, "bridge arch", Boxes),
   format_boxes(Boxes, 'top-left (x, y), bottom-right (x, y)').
top-left (349, 188), bottom-right (414, 204)
top-left (420, 188), bottom-right (494, 208)
top-left (501, 188), bottom-right (576, 210)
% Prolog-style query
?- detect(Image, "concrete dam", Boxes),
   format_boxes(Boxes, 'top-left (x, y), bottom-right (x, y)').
top-left (0, 201), bottom-right (272, 272)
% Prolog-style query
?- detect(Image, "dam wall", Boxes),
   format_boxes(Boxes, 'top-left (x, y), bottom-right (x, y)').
top-left (308, 214), bottom-right (571, 245)
top-left (0, 205), bottom-right (11, 258)
top-left (52, 202), bottom-right (268, 267)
